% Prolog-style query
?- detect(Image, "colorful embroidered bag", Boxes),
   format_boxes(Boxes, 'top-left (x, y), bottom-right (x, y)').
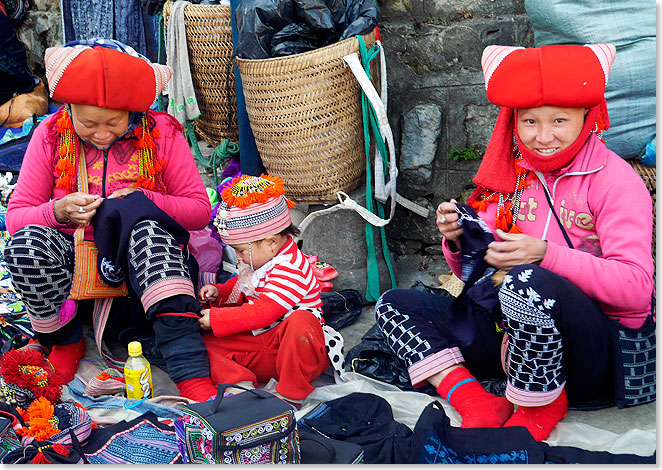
top-left (69, 149), bottom-right (128, 301)
top-left (174, 384), bottom-right (300, 464)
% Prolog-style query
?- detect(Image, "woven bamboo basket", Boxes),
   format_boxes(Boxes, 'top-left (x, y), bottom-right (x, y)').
top-left (163, 1), bottom-right (238, 146)
top-left (629, 160), bottom-right (656, 266)
top-left (236, 30), bottom-right (378, 204)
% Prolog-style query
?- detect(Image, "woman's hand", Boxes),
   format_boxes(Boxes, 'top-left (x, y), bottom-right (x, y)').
top-left (53, 192), bottom-right (103, 226)
top-left (436, 199), bottom-right (462, 251)
top-left (199, 308), bottom-right (211, 330)
top-left (198, 284), bottom-right (219, 304)
top-left (485, 229), bottom-right (548, 271)
top-left (108, 187), bottom-right (141, 199)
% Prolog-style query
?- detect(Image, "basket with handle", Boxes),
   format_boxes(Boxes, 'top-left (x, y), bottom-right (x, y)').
top-left (236, 30), bottom-right (378, 204)
top-left (163, 0), bottom-right (238, 146)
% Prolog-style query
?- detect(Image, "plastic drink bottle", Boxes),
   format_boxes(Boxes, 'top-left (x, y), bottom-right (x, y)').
top-left (124, 341), bottom-right (153, 399)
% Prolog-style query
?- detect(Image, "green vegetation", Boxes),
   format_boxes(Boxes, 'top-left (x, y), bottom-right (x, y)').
top-left (449, 145), bottom-right (482, 161)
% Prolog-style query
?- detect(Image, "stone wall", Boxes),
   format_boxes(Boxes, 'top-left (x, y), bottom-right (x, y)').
top-left (15, 0), bottom-right (535, 293)
top-left (378, 0), bottom-right (533, 263)
top-left (16, 0), bottom-right (62, 81)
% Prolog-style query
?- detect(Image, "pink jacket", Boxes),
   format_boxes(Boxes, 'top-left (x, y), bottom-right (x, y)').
top-left (443, 135), bottom-right (654, 328)
top-left (7, 108), bottom-right (211, 239)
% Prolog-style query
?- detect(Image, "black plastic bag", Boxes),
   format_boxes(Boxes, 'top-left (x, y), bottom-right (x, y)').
top-left (320, 289), bottom-right (363, 331)
top-left (236, 0), bottom-right (380, 59)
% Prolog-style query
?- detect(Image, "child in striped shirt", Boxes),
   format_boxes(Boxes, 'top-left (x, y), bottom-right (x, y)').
top-left (198, 175), bottom-right (345, 402)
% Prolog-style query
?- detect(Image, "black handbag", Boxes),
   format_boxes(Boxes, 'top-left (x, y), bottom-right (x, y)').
top-left (299, 427), bottom-right (364, 464)
top-left (175, 384), bottom-right (300, 464)
top-left (608, 312), bottom-right (656, 408)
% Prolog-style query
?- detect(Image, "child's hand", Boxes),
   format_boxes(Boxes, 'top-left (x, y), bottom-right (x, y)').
top-left (199, 284), bottom-right (219, 304)
top-left (199, 308), bottom-right (211, 330)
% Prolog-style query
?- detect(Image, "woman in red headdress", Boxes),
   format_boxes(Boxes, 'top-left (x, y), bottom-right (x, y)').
top-left (375, 44), bottom-right (654, 440)
top-left (4, 39), bottom-right (218, 402)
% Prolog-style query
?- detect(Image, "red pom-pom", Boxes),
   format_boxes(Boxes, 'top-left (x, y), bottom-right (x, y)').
top-left (51, 443), bottom-right (70, 457)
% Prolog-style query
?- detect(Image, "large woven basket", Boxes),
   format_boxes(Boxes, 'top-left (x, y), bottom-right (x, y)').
top-left (630, 160), bottom-right (656, 266)
top-left (236, 30), bottom-right (377, 204)
top-left (163, 1), bottom-right (238, 146)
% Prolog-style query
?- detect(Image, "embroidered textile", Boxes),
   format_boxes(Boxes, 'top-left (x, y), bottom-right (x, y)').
top-left (85, 417), bottom-right (180, 464)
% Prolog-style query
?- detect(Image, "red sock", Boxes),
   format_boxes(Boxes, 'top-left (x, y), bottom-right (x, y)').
top-left (47, 337), bottom-right (86, 384)
top-left (176, 376), bottom-right (218, 402)
top-left (503, 388), bottom-right (568, 441)
top-left (437, 367), bottom-right (514, 428)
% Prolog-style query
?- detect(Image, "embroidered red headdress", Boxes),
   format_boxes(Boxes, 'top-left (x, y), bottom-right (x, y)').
top-left (469, 43), bottom-right (616, 232)
top-left (44, 41), bottom-right (173, 193)
top-left (44, 45), bottom-right (172, 112)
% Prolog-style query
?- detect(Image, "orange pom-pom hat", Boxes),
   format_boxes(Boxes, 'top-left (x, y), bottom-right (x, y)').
top-left (213, 174), bottom-right (296, 245)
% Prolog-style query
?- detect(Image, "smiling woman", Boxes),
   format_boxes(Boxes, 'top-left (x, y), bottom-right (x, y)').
top-left (376, 43), bottom-right (655, 442)
top-left (516, 106), bottom-right (585, 157)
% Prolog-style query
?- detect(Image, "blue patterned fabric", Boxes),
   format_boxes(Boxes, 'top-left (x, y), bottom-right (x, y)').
top-left (411, 401), bottom-right (655, 464)
top-left (65, 378), bottom-right (184, 421)
top-left (60, 0), bottom-right (148, 56)
top-left (419, 431), bottom-right (529, 464)
top-left (85, 418), bottom-right (180, 464)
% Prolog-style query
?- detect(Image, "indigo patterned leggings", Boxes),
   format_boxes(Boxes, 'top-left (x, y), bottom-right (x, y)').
top-left (376, 265), bottom-right (616, 407)
top-left (4, 222), bottom-right (210, 382)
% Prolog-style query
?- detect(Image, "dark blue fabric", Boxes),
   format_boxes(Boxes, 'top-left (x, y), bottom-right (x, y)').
top-left (92, 191), bottom-right (190, 286)
top-left (60, 0), bottom-right (148, 56)
top-left (503, 265), bottom-right (616, 407)
top-left (298, 392), bottom-right (413, 464)
top-left (114, 0), bottom-right (148, 57)
top-left (0, 12), bottom-right (35, 104)
top-left (377, 288), bottom-right (506, 380)
top-left (445, 203), bottom-right (499, 348)
top-left (410, 400), bottom-right (655, 464)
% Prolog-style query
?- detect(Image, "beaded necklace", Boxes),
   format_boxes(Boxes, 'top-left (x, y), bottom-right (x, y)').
top-left (470, 144), bottom-right (529, 234)
top-left (54, 108), bottom-right (163, 193)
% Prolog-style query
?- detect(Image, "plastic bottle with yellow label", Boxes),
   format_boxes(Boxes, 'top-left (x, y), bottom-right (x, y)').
top-left (124, 341), bottom-right (153, 400)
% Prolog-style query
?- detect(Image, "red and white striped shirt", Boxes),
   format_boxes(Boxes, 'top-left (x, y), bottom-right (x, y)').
top-left (209, 237), bottom-right (322, 337)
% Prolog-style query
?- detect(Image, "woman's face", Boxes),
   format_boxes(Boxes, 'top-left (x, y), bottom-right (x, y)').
top-left (70, 103), bottom-right (130, 148)
top-left (516, 106), bottom-right (586, 157)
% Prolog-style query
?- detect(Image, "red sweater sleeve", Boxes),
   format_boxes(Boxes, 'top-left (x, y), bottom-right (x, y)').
top-left (209, 296), bottom-right (288, 337)
top-left (211, 277), bottom-right (239, 306)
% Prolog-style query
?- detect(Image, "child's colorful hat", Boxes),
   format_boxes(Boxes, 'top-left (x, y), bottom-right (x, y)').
top-left (213, 174), bottom-right (295, 245)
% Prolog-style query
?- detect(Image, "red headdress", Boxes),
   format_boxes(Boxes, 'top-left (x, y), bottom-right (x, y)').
top-left (468, 43), bottom-right (616, 232)
top-left (44, 43), bottom-right (173, 193)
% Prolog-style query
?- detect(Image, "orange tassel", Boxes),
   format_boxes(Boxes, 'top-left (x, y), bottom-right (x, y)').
top-left (55, 159), bottom-right (68, 171)
top-left (508, 225), bottom-right (522, 234)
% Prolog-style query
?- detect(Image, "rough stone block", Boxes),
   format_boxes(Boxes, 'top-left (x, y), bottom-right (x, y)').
top-left (400, 103), bottom-right (443, 185)
top-left (299, 186), bottom-right (397, 297)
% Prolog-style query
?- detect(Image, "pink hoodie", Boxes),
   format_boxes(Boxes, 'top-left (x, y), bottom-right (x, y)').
top-left (7, 108), bottom-right (211, 239)
top-left (443, 135), bottom-right (654, 329)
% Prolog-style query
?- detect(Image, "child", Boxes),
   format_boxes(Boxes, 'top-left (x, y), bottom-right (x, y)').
top-left (199, 174), bottom-right (346, 402)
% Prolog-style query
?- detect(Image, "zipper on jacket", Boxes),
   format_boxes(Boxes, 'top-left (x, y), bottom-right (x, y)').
top-left (102, 149), bottom-right (109, 197)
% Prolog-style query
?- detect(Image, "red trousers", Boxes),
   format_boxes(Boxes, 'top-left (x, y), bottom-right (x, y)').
top-left (203, 310), bottom-right (330, 400)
